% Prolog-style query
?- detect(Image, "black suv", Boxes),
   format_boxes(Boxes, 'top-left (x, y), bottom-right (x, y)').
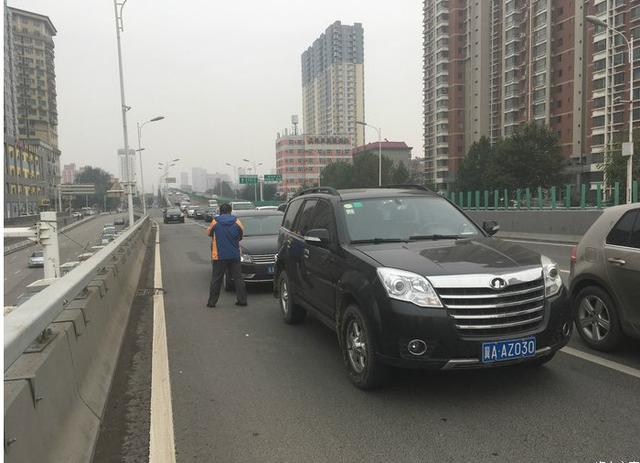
top-left (274, 186), bottom-right (573, 389)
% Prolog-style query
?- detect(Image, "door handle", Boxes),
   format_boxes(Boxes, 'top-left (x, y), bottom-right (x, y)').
top-left (607, 257), bottom-right (627, 266)
top-left (304, 249), bottom-right (310, 259)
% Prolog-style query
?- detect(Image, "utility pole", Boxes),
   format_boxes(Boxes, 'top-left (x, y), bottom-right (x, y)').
top-left (113, 0), bottom-right (134, 226)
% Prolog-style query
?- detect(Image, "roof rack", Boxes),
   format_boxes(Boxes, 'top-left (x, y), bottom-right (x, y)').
top-left (381, 184), bottom-right (434, 192)
top-left (293, 186), bottom-right (341, 198)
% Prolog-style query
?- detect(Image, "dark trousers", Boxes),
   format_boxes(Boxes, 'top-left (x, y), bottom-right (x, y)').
top-left (208, 259), bottom-right (247, 305)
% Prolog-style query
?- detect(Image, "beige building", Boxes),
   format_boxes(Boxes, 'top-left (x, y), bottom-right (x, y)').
top-left (302, 21), bottom-right (365, 147)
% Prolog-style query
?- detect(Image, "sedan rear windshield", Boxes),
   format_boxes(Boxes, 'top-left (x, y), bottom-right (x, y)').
top-left (167, 209), bottom-right (181, 214)
top-left (341, 196), bottom-right (480, 242)
top-left (240, 215), bottom-right (282, 236)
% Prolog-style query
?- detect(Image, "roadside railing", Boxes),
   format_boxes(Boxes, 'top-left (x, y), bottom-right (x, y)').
top-left (3, 215), bottom-right (149, 371)
top-left (447, 180), bottom-right (639, 210)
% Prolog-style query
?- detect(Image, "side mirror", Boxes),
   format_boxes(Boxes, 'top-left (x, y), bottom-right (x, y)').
top-left (483, 220), bottom-right (500, 236)
top-left (304, 228), bottom-right (330, 246)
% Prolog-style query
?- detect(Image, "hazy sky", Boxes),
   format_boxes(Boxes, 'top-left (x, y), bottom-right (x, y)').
top-left (13, 0), bottom-right (423, 192)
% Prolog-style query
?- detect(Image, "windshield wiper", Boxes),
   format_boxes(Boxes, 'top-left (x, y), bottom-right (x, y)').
top-left (351, 238), bottom-right (408, 244)
top-left (409, 234), bottom-right (464, 241)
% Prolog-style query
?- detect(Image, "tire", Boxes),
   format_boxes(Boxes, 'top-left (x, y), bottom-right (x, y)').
top-left (223, 272), bottom-right (234, 292)
top-left (278, 271), bottom-right (306, 324)
top-left (574, 285), bottom-right (624, 351)
top-left (340, 304), bottom-right (389, 390)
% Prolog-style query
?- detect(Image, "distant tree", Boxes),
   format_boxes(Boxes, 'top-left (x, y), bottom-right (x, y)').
top-left (206, 180), bottom-right (234, 198)
top-left (351, 153), bottom-right (395, 187)
top-left (456, 136), bottom-right (494, 191)
top-left (492, 123), bottom-right (566, 190)
top-left (320, 161), bottom-right (353, 189)
top-left (391, 161), bottom-right (410, 184)
top-left (74, 166), bottom-right (117, 210)
top-left (599, 145), bottom-right (640, 199)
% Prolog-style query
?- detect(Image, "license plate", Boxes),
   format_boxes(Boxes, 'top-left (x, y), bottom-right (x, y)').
top-left (481, 337), bottom-right (536, 363)
top-left (266, 265), bottom-right (274, 275)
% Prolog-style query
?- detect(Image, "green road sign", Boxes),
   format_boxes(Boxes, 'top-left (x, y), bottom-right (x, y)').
top-left (239, 175), bottom-right (258, 185)
top-left (263, 174), bottom-right (282, 183)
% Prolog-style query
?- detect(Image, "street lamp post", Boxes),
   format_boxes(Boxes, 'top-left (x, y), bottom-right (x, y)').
top-left (158, 158), bottom-right (179, 205)
top-left (356, 121), bottom-right (382, 186)
top-left (136, 116), bottom-right (165, 215)
top-left (243, 158), bottom-right (263, 202)
top-left (226, 162), bottom-right (239, 198)
top-left (586, 15), bottom-right (634, 204)
top-left (112, 0), bottom-right (135, 227)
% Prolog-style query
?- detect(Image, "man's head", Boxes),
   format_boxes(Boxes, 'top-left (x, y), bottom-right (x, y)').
top-left (219, 203), bottom-right (232, 215)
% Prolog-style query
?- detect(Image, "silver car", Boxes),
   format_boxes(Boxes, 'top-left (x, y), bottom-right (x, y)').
top-left (28, 250), bottom-right (44, 268)
top-left (570, 203), bottom-right (640, 351)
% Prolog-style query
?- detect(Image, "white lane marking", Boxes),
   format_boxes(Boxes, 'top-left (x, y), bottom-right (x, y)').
top-left (560, 346), bottom-right (640, 380)
top-left (503, 239), bottom-right (575, 248)
top-left (14, 270), bottom-right (21, 275)
top-left (149, 222), bottom-right (177, 463)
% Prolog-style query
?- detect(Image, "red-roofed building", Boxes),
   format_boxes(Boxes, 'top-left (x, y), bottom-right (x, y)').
top-left (352, 141), bottom-right (412, 167)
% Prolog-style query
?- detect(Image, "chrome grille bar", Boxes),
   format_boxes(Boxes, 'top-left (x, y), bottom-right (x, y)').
top-left (449, 305), bottom-right (544, 320)
top-left (443, 294), bottom-right (544, 310)
top-left (454, 315), bottom-right (543, 330)
top-left (437, 283), bottom-right (545, 299)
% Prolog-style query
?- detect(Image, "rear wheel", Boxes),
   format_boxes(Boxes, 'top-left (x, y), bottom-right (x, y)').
top-left (279, 271), bottom-right (305, 324)
top-left (574, 285), bottom-right (623, 351)
top-left (340, 304), bottom-right (389, 390)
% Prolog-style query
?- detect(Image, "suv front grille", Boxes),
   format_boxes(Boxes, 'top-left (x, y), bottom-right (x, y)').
top-left (251, 253), bottom-right (276, 264)
top-left (436, 277), bottom-right (545, 337)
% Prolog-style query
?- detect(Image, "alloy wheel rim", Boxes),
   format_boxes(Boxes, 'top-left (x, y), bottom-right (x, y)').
top-left (578, 295), bottom-right (611, 342)
top-left (346, 319), bottom-right (367, 374)
top-left (280, 279), bottom-right (289, 315)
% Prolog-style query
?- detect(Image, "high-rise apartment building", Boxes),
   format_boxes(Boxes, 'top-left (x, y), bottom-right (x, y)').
top-left (62, 163), bottom-right (76, 184)
top-left (179, 171), bottom-right (189, 190)
top-left (191, 167), bottom-right (207, 193)
top-left (4, 4), bottom-right (60, 217)
top-left (423, 0), bottom-right (586, 190)
top-left (584, 0), bottom-right (640, 184)
top-left (302, 21), bottom-right (365, 147)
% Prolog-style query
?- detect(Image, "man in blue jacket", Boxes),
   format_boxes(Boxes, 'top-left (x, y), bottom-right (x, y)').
top-left (206, 203), bottom-right (247, 308)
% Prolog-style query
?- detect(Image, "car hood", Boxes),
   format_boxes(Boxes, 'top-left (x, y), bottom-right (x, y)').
top-left (352, 237), bottom-right (542, 276)
top-left (240, 235), bottom-right (278, 255)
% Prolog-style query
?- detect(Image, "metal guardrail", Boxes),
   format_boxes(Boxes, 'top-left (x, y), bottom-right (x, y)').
top-left (3, 216), bottom-right (149, 371)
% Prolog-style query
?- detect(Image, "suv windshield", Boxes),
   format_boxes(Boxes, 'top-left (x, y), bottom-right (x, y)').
top-left (341, 196), bottom-right (480, 242)
top-left (240, 215), bottom-right (282, 236)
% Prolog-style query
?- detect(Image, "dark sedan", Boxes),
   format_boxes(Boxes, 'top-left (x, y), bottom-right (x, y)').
top-left (164, 208), bottom-right (185, 224)
top-left (193, 207), bottom-right (205, 220)
top-left (202, 207), bottom-right (218, 223)
top-left (224, 210), bottom-right (283, 290)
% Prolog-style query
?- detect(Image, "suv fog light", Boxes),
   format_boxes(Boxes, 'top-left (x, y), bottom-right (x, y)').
top-left (407, 339), bottom-right (427, 356)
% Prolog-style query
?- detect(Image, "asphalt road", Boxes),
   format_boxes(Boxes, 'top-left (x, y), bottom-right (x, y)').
top-left (3, 213), bottom-right (127, 306)
top-left (95, 213), bottom-right (640, 462)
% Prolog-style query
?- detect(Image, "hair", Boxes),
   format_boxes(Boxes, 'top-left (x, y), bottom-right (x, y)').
top-left (219, 203), bottom-right (232, 214)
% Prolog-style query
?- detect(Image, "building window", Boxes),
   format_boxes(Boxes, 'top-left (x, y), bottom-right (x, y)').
top-left (592, 115), bottom-right (605, 127)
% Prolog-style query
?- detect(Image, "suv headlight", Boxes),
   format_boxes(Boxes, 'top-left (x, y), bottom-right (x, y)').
top-left (240, 250), bottom-right (253, 264)
top-left (376, 267), bottom-right (443, 308)
top-left (541, 255), bottom-right (562, 297)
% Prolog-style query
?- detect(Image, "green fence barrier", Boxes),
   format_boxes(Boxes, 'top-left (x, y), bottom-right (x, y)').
top-left (565, 184), bottom-right (571, 208)
top-left (475, 191), bottom-right (480, 210)
top-left (525, 188), bottom-right (531, 209)
top-left (634, 180), bottom-right (638, 203)
top-left (551, 186), bottom-right (556, 209)
top-left (596, 183), bottom-right (602, 208)
top-left (537, 186), bottom-right (543, 209)
top-left (614, 182), bottom-right (620, 206)
top-left (580, 184), bottom-right (586, 209)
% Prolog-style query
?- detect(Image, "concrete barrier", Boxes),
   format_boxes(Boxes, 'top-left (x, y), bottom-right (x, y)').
top-left (465, 209), bottom-right (603, 243)
top-left (3, 219), bottom-right (154, 463)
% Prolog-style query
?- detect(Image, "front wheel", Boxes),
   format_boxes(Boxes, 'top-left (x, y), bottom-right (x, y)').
top-left (340, 304), bottom-right (389, 390)
top-left (278, 271), bottom-right (305, 324)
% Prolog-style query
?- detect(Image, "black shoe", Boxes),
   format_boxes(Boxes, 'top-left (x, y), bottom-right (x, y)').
top-left (206, 302), bottom-right (216, 308)
top-left (235, 301), bottom-right (247, 306)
